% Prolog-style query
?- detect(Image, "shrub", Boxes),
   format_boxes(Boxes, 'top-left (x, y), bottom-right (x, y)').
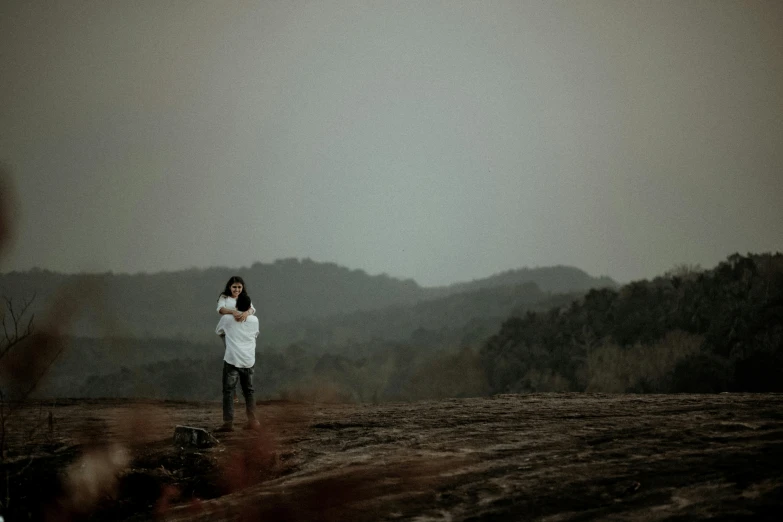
top-left (586, 331), bottom-right (703, 393)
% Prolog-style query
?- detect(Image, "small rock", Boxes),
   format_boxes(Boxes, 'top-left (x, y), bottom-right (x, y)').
top-left (173, 426), bottom-right (219, 448)
top-left (623, 481), bottom-right (641, 496)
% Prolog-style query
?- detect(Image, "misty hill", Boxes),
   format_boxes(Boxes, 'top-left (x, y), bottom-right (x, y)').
top-left (437, 265), bottom-right (616, 296)
top-left (0, 259), bottom-right (615, 341)
top-left (29, 253), bottom-right (783, 402)
top-left (262, 282), bottom-right (582, 350)
top-left (36, 336), bottom-right (215, 398)
top-left (37, 282), bottom-right (582, 400)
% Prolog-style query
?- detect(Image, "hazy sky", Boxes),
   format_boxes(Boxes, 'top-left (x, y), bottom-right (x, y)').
top-left (1, 1), bottom-right (781, 286)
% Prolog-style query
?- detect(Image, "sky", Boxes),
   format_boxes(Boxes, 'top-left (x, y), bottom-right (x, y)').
top-left (1, 0), bottom-right (781, 286)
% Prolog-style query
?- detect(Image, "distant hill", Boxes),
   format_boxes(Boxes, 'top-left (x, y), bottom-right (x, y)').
top-left (35, 281), bottom-right (585, 400)
top-left (262, 282), bottom-right (582, 350)
top-left (36, 336), bottom-right (215, 398)
top-left (438, 266), bottom-right (616, 296)
top-left (0, 259), bottom-right (615, 341)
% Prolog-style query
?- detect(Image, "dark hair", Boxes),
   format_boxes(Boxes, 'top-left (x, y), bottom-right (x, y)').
top-left (218, 276), bottom-right (247, 300)
top-left (236, 293), bottom-right (251, 312)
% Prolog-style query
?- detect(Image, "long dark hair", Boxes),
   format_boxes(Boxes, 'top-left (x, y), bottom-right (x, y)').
top-left (218, 275), bottom-right (247, 301)
top-left (236, 293), bottom-right (252, 312)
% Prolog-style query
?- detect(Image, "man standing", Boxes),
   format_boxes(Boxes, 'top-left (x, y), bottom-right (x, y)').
top-left (215, 293), bottom-right (260, 432)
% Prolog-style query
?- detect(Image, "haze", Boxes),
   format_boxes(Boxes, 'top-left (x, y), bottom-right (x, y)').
top-left (1, 0), bottom-right (781, 286)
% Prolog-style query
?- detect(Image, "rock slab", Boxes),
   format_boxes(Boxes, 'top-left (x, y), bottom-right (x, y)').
top-left (173, 425), bottom-right (218, 448)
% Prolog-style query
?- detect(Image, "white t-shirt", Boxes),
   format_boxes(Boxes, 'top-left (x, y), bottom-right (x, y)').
top-left (216, 315), bottom-right (259, 368)
top-left (216, 295), bottom-right (256, 314)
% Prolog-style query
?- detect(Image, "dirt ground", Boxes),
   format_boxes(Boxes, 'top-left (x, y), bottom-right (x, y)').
top-left (1, 393), bottom-right (782, 521)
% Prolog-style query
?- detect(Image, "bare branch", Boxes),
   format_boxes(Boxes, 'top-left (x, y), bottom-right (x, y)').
top-left (0, 294), bottom-right (36, 361)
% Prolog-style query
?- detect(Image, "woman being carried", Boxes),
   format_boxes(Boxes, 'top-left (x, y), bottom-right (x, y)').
top-left (217, 276), bottom-right (256, 323)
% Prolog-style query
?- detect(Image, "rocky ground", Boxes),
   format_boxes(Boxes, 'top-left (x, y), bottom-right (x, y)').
top-left (1, 393), bottom-right (782, 521)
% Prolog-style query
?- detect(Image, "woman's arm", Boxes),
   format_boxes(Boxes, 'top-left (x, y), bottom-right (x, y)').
top-left (223, 307), bottom-right (244, 321)
top-left (217, 295), bottom-right (242, 319)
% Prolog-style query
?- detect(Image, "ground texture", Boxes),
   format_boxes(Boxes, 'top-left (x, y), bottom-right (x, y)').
top-left (2, 393), bottom-right (782, 521)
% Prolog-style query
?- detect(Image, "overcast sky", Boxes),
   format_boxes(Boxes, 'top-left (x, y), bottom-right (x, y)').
top-left (1, 1), bottom-right (781, 286)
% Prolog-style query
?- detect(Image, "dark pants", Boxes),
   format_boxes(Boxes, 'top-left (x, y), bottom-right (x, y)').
top-left (222, 361), bottom-right (256, 424)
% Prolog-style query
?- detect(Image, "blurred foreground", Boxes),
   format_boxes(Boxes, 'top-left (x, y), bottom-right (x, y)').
top-left (1, 393), bottom-right (781, 521)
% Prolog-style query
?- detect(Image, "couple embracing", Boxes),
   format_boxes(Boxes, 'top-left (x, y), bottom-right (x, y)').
top-left (215, 276), bottom-right (260, 432)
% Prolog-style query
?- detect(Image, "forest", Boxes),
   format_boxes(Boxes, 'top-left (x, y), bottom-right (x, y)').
top-left (482, 253), bottom-right (783, 394)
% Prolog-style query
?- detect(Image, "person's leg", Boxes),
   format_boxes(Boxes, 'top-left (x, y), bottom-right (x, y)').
top-left (238, 366), bottom-right (257, 425)
top-left (221, 361), bottom-right (239, 427)
top-left (221, 335), bottom-right (238, 404)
